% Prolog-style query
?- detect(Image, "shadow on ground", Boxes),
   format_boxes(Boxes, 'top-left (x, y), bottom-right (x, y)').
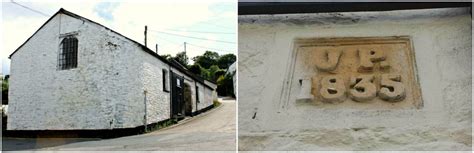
top-left (2, 137), bottom-right (100, 151)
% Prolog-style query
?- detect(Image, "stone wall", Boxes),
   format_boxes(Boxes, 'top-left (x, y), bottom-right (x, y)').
top-left (8, 13), bottom-right (145, 130)
top-left (8, 11), bottom-right (216, 130)
top-left (238, 8), bottom-right (471, 151)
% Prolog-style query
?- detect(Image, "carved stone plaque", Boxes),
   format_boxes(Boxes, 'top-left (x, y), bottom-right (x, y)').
top-left (287, 36), bottom-right (423, 109)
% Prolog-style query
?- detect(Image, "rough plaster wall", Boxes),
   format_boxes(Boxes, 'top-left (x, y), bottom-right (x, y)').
top-left (204, 80), bottom-right (218, 102)
top-left (238, 8), bottom-right (471, 151)
top-left (8, 13), bottom-right (144, 130)
top-left (141, 57), bottom-right (215, 123)
top-left (140, 51), bottom-right (171, 124)
top-left (185, 79), bottom-right (197, 113)
top-left (195, 83), bottom-right (204, 110)
top-left (204, 86), bottom-right (214, 107)
top-left (8, 12), bottom-right (216, 130)
top-left (196, 83), bottom-right (212, 110)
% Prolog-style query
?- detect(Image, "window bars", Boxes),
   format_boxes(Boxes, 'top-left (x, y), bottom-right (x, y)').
top-left (59, 37), bottom-right (78, 70)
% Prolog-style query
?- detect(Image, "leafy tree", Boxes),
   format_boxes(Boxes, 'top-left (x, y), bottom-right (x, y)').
top-left (208, 65), bottom-right (222, 82)
top-left (189, 64), bottom-right (202, 76)
top-left (200, 67), bottom-right (210, 79)
top-left (217, 74), bottom-right (234, 97)
top-left (160, 54), bottom-right (172, 60)
top-left (214, 70), bottom-right (226, 79)
top-left (192, 51), bottom-right (219, 69)
top-left (182, 51), bottom-right (236, 97)
top-left (172, 52), bottom-right (189, 67)
top-left (217, 54), bottom-right (236, 69)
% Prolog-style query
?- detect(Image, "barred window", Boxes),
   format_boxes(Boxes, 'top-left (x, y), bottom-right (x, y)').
top-left (59, 37), bottom-right (78, 70)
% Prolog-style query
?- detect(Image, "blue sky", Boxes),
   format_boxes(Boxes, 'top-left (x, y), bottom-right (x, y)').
top-left (1, 0), bottom-right (237, 75)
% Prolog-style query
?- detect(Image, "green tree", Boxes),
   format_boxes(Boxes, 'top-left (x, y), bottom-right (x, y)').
top-left (160, 54), bottom-right (172, 60)
top-left (217, 54), bottom-right (236, 69)
top-left (217, 74), bottom-right (234, 97)
top-left (172, 52), bottom-right (189, 67)
top-left (208, 65), bottom-right (222, 82)
top-left (192, 51), bottom-right (219, 69)
top-left (200, 67), bottom-right (210, 80)
top-left (214, 70), bottom-right (226, 79)
top-left (189, 64), bottom-right (202, 76)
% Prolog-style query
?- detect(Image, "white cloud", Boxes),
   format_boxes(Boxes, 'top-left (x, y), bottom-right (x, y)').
top-left (108, 2), bottom-right (219, 56)
top-left (1, 1), bottom-right (236, 74)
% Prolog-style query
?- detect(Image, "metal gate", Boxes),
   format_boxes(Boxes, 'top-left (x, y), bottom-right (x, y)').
top-left (170, 71), bottom-right (185, 119)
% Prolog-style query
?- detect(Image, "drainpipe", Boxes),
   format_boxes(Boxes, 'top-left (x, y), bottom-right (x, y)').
top-left (143, 90), bottom-right (148, 133)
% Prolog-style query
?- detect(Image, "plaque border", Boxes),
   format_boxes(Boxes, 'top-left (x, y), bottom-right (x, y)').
top-left (279, 36), bottom-right (423, 109)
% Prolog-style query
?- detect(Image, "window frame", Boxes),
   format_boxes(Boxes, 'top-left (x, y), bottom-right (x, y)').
top-left (162, 69), bottom-right (169, 92)
top-left (58, 36), bottom-right (78, 70)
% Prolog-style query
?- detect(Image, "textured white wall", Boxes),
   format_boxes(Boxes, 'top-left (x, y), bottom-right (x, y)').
top-left (8, 13), bottom-right (146, 130)
top-left (8, 12), bottom-right (215, 130)
top-left (238, 8), bottom-right (471, 150)
top-left (141, 53), bottom-right (171, 124)
top-left (196, 83), bottom-right (205, 110)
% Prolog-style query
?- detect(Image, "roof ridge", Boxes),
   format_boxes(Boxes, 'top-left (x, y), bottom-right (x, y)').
top-left (8, 8), bottom-right (217, 87)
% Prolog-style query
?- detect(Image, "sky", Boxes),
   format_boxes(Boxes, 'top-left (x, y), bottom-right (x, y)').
top-left (1, 0), bottom-right (237, 75)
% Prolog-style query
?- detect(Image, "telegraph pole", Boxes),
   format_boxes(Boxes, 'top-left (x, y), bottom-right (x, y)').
top-left (184, 42), bottom-right (187, 54)
top-left (155, 44), bottom-right (158, 54)
top-left (144, 25), bottom-right (148, 47)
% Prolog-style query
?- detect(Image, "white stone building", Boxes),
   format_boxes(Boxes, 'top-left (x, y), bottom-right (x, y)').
top-left (7, 8), bottom-right (217, 130)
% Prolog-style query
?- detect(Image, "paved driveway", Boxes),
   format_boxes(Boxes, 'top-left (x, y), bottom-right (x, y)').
top-left (2, 99), bottom-right (236, 151)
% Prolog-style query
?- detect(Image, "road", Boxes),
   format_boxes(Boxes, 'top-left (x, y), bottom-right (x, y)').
top-left (3, 99), bottom-right (236, 151)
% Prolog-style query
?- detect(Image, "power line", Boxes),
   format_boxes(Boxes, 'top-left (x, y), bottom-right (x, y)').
top-left (163, 29), bottom-right (235, 35)
top-left (149, 30), bottom-right (236, 44)
top-left (156, 35), bottom-right (186, 50)
top-left (156, 35), bottom-right (182, 45)
top-left (151, 27), bottom-right (236, 54)
top-left (155, 34), bottom-right (234, 53)
top-left (11, 0), bottom-right (50, 17)
top-left (154, 35), bottom-right (185, 53)
top-left (187, 43), bottom-right (235, 53)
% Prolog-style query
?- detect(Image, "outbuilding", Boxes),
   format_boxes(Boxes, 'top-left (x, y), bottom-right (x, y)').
top-left (7, 8), bottom-right (217, 130)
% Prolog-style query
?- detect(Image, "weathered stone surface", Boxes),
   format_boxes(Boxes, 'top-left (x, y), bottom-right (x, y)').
top-left (238, 8), bottom-right (471, 150)
top-left (239, 127), bottom-right (471, 151)
top-left (290, 36), bottom-right (421, 108)
top-left (7, 11), bottom-right (216, 130)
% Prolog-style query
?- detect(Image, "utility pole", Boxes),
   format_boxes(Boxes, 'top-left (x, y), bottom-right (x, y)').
top-left (183, 42), bottom-right (187, 54)
top-left (144, 25), bottom-right (148, 47)
top-left (155, 44), bottom-right (158, 54)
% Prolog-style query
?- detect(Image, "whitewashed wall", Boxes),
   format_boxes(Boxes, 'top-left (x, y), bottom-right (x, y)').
top-left (8, 13), bottom-right (145, 130)
top-left (8, 11), bottom-right (215, 130)
top-left (238, 8), bottom-right (471, 150)
top-left (140, 51), bottom-right (171, 124)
